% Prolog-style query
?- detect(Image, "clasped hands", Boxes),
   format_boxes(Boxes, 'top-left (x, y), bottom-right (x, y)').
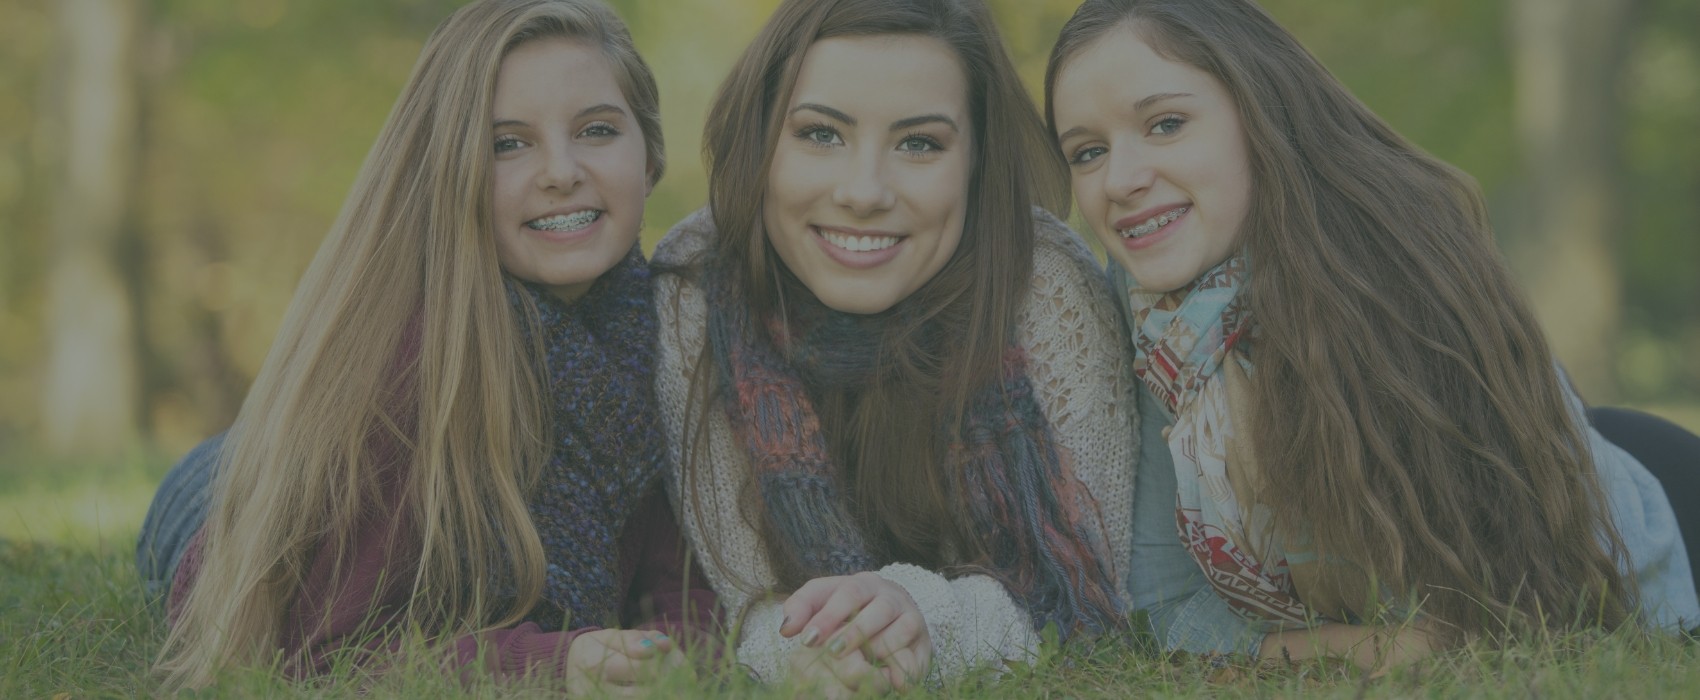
top-left (780, 571), bottom-right (932, 697)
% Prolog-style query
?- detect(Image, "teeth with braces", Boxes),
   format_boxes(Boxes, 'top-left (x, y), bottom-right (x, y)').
top-left (1120, 206), bottom-right (1188, 238)
top-left (528, 210), bottom-right (602, 232)
top-left (818, 229), bottom-right (900, 253)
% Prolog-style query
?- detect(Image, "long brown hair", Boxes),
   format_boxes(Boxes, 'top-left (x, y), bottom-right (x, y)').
top-left (675, 0), bottom-right (1070, 586)
top-left (1046, 0), bottom-right (1632, 644)
top-left (157, 0), bottom-right (664, 688)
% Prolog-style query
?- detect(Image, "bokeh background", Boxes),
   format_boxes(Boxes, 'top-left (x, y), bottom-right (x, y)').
top-left (0, 0), bottom-right (1696, 542)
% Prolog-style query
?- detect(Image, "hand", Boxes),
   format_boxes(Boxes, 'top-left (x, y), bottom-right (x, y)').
top-left (564, 629), bottom-right (686, 697)
top-left (786, 643), bottom-right (890, 699)
top-left (1260, 619), bottom-right (1439, 676)
top-left (779, 573), bottom-right (931, 690)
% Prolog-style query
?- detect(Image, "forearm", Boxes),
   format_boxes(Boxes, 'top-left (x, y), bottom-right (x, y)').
top-left (1258, 622), bottom-right (1434, 671)
top-left (733, 564), bottom-right (1039, 686)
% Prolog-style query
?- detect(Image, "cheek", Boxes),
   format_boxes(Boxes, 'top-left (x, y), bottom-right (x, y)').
top-left (764, 153), bottom-right (816, 220)
top-left (916, 160), bottom-right (971, 224)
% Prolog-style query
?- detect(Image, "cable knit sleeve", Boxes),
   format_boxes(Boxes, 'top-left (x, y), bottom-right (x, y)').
top-left (651, 208), bottom-right (1136, 685)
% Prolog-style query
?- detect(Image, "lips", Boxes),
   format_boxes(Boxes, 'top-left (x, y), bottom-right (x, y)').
top-left (816, 227), bottom-right (901, 253)
top-left (811, 225), bottom-right (905, 269)
top-left (527, 209), bottom-right (602, 232)
top-left (1116, 206), bottom-right (1189, 239)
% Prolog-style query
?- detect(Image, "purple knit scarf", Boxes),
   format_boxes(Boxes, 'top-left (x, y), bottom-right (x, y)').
top-left (705, 265), bottom-right (1124, 639)
top-left (509, 245), bottom-right (666, 630)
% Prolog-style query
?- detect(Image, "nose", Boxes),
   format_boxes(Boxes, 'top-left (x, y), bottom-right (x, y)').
top-left (538, 142), bottom-right (585, 193)
top-left (831, 148), bottom-right (896, 217)
top-left (1102, 143), bottom-right (1154, 204)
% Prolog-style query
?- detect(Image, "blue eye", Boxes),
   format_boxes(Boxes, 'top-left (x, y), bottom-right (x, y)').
top-left (1069, 145), bottom-right (1107, 165)
top-left (1150, 115), bottom-right (1186, 136)
top-left (897, 134), bottom-right (942, 154)
top-left (494, 134), bottom-right (525, 154)
top-left (796, 124), bottom-right (844, 147)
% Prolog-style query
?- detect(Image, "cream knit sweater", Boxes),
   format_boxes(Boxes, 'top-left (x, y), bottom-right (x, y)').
top-left (651, 207), bottom-right (1138, 684)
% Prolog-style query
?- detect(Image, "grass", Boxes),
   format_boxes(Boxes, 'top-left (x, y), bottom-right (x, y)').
top-left (5, 452), bottom-right (1700, 698)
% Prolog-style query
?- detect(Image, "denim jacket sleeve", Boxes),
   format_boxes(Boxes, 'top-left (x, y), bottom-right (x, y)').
top-left (1558, 378), bottom-right (1700, 631)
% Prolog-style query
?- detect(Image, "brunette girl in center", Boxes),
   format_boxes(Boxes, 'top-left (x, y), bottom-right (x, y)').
top-left (1045, 0), bottom-right (1698, 672)
top-left (650, 0), bottom-right (1138, 693)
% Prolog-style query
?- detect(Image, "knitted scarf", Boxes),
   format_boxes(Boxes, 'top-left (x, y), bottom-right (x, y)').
top-left (1125, 257), bottom-right (1313, 624)
top-left (705, 265), bottom-right (1124, 639)
top-left (508, 245), bottom-right (667, 631)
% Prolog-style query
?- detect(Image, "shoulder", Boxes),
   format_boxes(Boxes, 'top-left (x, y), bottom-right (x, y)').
top-left (652, 207), bottom-right (718, 269)
top-left (1030, 206), bottom-right (1105, 284)
top-left (1024, 207), bottom-right (1121, 328)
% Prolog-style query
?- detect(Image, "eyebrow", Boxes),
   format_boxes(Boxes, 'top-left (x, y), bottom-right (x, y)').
top-left (1055, 92), bottom-right (1196, 143)
top-left (492, 103), bottom-right (629, 129)
top-left (891, 113), bottom-right (959, 133)
top-left (793, 104), bottom-right (959, 133)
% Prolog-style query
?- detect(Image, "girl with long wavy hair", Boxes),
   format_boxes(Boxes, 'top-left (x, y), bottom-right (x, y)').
top-left (135, 0), bottom-right (718, 691)
top-left (1045, 0), bottom-right (1698, 671)
top-left (651, 0), bottom-right (1137, 692)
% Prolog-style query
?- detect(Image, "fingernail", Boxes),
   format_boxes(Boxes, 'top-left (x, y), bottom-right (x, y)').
top-left (657, 633), bottom-right (669, 640)
top-left (827, 636), bottom-right (845, 654)
top-left (641, 638), bottom-right (655, 648)
top-left (801, 627), bottom-right (820, 647)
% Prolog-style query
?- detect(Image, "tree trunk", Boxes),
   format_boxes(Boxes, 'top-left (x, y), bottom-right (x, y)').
top-left (41, 0), bottom-right (143, 455)
top-left (1509, 0), bottom-right (1638, 400)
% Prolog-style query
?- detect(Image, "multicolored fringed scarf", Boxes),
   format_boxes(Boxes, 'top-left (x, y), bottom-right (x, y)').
top-left (705, 265), bottom-right (1124, 639)
top-left (508, 245), bottom-right (667, 630)
top-left (1125, 257), bottom-right (1313, 624)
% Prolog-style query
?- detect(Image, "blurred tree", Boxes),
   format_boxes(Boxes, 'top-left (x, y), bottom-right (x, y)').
top-left (40, 0), bottom-right (146, 456)
top-left (3, 0), bottom-right (1697, 455)
top-left (1508, 0), bottom-right (1639, 399)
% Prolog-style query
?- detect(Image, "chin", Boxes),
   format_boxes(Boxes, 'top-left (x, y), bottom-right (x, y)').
top-left (810, 287), bottom-right (901, 316)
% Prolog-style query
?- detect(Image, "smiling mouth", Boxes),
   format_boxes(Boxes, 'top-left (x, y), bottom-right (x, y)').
top-left (814, 227), bottom-right (901, 252)
top-left (1117, 206), bottom-right (1188, 238)
top-left (527, 210), bottom-right (602, 232)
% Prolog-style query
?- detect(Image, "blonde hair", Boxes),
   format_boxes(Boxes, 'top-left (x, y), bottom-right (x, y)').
top-left (157, 0), bottom-right (663, 687)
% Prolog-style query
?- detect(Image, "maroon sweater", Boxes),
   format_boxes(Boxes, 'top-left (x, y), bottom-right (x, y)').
top-left (169, 484), bottom-right (720, 682)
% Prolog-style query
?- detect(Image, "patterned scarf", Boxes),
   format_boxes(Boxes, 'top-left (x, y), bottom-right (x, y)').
top-left (1126, 257), bottom-right (1314, 624)
top-left (508, 245), bottom-right (667, 630)
top-left (705, 265), bottom-right (1124, 639)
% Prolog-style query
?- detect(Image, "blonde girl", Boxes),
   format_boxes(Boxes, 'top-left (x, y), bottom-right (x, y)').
top-left (136, 0), bottom-right (717, 691)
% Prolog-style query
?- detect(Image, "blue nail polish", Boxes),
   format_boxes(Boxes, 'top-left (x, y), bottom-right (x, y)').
top-left (641, 638), bottom-right (655, 648)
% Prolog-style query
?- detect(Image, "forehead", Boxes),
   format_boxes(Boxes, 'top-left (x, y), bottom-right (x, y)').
top-left (494, 37), bottom-right (627, 110)
top-left (1052, 26), bottom-right (1227, 120)
top-left (788, 34), bottom-right (968, 119)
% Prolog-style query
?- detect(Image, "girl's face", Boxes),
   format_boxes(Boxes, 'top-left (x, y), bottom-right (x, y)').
top-left (491, 38), bottom-right (650, 303)
top-left (763, 34), bottom-right (972, 315)
top-left (1052, 27), bottom-right (1252, 293)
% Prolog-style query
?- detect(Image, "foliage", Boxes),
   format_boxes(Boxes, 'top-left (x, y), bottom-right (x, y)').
top-left (0, 1), bottom-right (1696, 446)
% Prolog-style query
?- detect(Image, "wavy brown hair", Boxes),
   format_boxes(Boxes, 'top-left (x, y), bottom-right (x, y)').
top-left (671, 0), bottom-right (1071, 587)
top-left (1046, 0), bottom-right (1632, 645)
top-left (156, 0), bottom-right (663, 688)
